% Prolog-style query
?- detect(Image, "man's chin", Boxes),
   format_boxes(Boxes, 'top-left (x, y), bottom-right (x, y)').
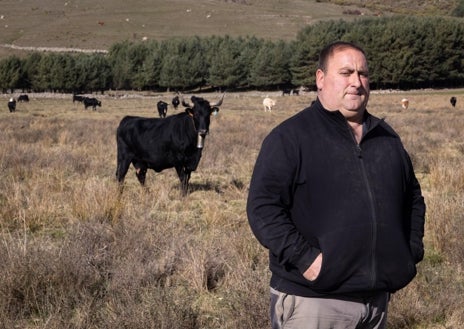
top-left (340, 103), bottom-right (366, 118)
top-left (344, 102), bottom-right (365, 112)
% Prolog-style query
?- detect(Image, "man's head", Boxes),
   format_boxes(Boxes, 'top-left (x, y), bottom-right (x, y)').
top-left (316, 41), bottom-right (370, 122)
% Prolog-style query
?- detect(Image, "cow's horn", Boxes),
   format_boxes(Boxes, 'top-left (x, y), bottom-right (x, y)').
top-left (210, 93), bottom-right (225, 107)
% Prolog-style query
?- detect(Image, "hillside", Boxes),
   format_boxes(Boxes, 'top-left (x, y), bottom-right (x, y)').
top-left (0, 0), bottom-right (457, 59)
top-left (324, 0), bottom-right (456, 15)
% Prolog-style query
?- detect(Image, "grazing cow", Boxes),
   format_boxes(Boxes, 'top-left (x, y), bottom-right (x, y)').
top-left (172, 95), bottom-right (180, 110)
top-left (157, 100), bottom-right (169, 118)
top-left (17, 94), bottom-right (29, 102)
top-left (282, 88), bottom-right (300, 96)
top-left (263, 97), bottom-right (276, 112)
top-left (116, 94), bottom-right (225, 195)
top-left (83, 97), bottom-right (101, 110)
top-left (401, 98), bottom-right (409, 110)
top-left (282, 88), bottom-right (292, 96)
top-left (73, 94), bottom-right (86, 103)
top-left (450, 96), bottom-right (457, 107)
top-left (8, 98), bottom-right (16, 112)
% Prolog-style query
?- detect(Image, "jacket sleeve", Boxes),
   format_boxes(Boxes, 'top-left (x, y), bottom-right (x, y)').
top-left (404, 150), bottom-right (426, 264)
top-left (246, 129), bottom-right (320, 274)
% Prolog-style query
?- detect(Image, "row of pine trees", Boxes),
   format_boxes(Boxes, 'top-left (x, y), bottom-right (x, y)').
top-left (1, 15), bottom-right (464, 93)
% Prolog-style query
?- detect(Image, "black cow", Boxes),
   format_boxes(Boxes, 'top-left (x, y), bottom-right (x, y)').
top-left (8, 98), bottom-right (16, 112)
top-left (18, 94), bottom-right (29, 102)
top-left (450, 96), bottom-right (457, 107)
top-left (73, 94), bottom-right (86, 103)
top-left (157, 100), bottom-right (169, 118)
top-left (83, 97), bottom-right (101, 110)
top-left (282, 88), bottom-right (300, 96)
top-left (116, 94), bottom-right (224, 195)
top-left (282, 88), bottom-right (292, 96)
top-left (172, 95), bottom-right (180, 110)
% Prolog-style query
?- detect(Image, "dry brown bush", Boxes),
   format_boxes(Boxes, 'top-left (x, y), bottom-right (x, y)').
top-left (0, 90), bottom-right (463, 328)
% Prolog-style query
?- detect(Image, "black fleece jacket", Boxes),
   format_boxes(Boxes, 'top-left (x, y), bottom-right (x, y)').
top-left (247, 99), bottom-right (425, 298)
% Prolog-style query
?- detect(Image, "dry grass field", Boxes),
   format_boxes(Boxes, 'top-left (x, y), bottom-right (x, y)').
top-left (1, 0), bottom-right (463, 327)
top-left (1, 89), bottom-right (463, 328)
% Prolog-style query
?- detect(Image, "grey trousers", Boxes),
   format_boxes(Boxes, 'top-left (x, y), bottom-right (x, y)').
top-left (270, 288), bottom-right (389, 329)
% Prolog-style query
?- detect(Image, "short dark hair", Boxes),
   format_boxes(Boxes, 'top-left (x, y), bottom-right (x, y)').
top-left (318, 41), bottom-right (367, 72)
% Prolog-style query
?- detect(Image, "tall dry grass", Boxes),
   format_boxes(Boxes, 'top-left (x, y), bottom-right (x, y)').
top-left (0, 90), bottom-right (463, 328)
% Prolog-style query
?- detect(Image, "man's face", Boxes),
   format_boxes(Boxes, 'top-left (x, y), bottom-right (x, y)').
top-left (316, 47), bottom-right (370, 121)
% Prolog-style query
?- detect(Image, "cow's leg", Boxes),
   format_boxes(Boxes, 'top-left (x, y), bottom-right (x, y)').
top-left (181, 171), bottom-right (191, 196)
top-left (175, 166), bottom-right (190, 196)
top-left (115, 156), bottom-right (131, 194)
top-left (116, 159), bottom-right (131, 183)
top-left (116, 145), bottom-right (132, 183)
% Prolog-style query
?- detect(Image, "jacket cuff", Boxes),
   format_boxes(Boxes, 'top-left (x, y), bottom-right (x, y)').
top-left (295, 247), bottom-right (321, 274)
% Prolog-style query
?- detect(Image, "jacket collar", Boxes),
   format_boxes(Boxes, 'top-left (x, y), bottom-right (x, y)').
top-left (312, 98), bottom-right (384, 136)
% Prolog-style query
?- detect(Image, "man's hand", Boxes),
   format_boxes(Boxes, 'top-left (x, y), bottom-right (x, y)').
top-left (303, 253), bottom-right (323, 281)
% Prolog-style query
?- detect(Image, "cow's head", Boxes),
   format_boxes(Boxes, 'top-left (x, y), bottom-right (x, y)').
top-left (182, 94), bottom-right (224, 148)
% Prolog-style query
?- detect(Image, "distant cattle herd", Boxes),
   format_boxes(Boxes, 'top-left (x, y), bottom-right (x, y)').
top-left (282, 88), bottom-right (300, 96)
top-left (156, 94), bottom-right (181, 118)
top-left (2, 91), bottom-right (461, 196)
top-left (7, 94), bottom-right (29, 112)
top-left (4, 92), bottom-right (461, 115)
top-left (399, 96), bottom-right (458, 110)
top-left (73, 94), bottom-right (102, 110)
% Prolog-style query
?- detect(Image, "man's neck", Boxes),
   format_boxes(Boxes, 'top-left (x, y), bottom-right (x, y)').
top-left (347, 119), bottom-right (364, 144)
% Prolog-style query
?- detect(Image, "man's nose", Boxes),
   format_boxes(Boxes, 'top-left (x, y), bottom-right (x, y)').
top-left (350, 73), bottom-right (363, 87)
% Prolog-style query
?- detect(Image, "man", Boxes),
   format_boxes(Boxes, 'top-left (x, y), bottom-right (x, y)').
top-left (246, 41), bottom-right (426, 329)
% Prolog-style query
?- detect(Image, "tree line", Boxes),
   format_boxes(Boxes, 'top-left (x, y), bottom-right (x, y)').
top-left (1, 15), bottom-right (464, 93)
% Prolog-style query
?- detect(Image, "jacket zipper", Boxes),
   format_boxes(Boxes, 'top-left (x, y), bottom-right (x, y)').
top-left (347, 123), bottom-right (378, 289)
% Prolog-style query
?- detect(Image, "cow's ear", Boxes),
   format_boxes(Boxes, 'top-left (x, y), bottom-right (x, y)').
top-left (211, 107), bottom-right (220, 116)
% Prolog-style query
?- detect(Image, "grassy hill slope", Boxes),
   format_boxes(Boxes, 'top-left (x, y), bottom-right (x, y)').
top-left (0, 0), bottom-right (457, 59)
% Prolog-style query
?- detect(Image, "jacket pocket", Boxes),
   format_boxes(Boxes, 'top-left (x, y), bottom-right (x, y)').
top-left (305, 225), bottom-right (371, 293)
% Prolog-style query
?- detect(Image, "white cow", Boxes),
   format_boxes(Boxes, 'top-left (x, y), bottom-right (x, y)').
top-left (263, 97), bottom-right (276, 112)
top-left (401, 98), bottom-right (409, 109)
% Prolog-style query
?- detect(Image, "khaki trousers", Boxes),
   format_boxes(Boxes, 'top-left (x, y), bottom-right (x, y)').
top-left (270, 288), bottom-right (389, 329)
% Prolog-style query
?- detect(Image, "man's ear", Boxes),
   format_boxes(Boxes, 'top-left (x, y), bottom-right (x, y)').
top-left (316, 69), bottom-right (324, 90)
